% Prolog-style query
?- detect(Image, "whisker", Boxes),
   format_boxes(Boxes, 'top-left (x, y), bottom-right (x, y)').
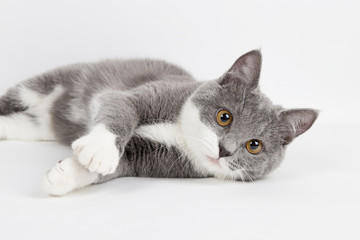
top-left (240, 167), bottom-right (253, 182)
top-left (228, 161), bottom-right (254, 182)
top-left (242, 160), bottom-right (254, 172)
top-left (166, 154), bottom-right (184, 177)
top-left (231, 170), bottom-right (236, 181)
top-left (235, 169), bottom-right (244, 181)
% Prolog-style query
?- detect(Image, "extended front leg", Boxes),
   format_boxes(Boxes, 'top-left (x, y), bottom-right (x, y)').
top-left (72, 91), bottom-right (139, 176)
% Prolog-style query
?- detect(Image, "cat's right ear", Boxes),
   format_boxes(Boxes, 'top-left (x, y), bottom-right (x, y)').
top-left (218, 50), bottom-right (262, 89)
top-left (279, 108), bottom-right (319, 144)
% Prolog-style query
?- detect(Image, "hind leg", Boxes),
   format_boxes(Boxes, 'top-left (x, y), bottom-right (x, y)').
top-left (0, 113), bottom-right (54, 141)
top-left (0, 84), bottom-right (64, 141)
top-left (42, 157), bottom-right (99, 196)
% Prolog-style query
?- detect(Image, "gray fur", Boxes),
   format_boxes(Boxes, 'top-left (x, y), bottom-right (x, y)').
top-left (0, 87), bottom-right (28, 115)
top-left (0, 50), bottom-right (318, 184)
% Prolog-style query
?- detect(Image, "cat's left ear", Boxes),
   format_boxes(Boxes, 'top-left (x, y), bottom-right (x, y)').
top-left (219, 49), bottom-right (262, 89)
top-left (279, 109), bottom-right (319, 144)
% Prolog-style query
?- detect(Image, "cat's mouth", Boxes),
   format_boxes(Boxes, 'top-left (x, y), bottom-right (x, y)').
top-left (206, 156), bottom-right (221, 168)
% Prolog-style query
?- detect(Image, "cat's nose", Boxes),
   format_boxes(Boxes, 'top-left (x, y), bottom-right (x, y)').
top-left (219, 144), bottom-right (232, 158)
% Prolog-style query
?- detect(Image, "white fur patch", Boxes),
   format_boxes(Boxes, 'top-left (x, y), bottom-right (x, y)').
top-left (178, 99), bottom-right (225, 177)
top-left (72, 124), bottom-right (119, 175)
top-left (135, 122), bottom-right (183, 147)
top-left (19, 86), bottom-right (43, 107)
top-left (0, 86), bottom-right (64, 141)
top-left (42, 157), bottom-right (98, 196)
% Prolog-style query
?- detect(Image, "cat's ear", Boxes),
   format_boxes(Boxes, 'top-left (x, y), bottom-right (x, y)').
top-left (219, 49), bottom-right (262, 89)
top-left (279, 109), bottom-right (319, 144)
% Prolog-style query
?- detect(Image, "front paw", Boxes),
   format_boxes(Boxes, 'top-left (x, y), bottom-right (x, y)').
top-left (72, 124), bottom-right (120, 175)
top-left (42, 157), bottom-right (98, 196)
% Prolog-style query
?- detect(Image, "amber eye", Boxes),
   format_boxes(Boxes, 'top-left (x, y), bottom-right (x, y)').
top-left (216, 109), bottom-right (232, 127)
top-left (246, 139), bottom-right (263, 154)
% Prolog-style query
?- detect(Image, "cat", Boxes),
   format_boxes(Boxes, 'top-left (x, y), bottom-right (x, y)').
top-left (0, 50), bottom-right (318, 196)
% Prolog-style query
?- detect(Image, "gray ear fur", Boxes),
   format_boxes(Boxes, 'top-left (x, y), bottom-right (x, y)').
top-left (219, 49), bottom-right (262, 89)
top-left (279, 109), bottom-right (319, 144)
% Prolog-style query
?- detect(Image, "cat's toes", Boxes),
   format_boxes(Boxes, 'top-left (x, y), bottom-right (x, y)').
top-left (42, 158), bottom-right (79, 196)
top-left (42, 157), bottom-right (98, 196)
top-left (72, 127), bottom-right (120, 176)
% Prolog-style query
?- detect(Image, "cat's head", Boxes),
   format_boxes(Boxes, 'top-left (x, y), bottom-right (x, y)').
top-left (180, 50), bottom-right (318, 180)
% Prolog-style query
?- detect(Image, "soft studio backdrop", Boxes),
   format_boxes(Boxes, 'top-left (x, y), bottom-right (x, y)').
top-left (0, 0), bottom-right (359, 240)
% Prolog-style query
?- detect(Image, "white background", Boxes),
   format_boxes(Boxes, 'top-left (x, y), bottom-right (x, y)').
top-left (0, 0), bottom-right (359, 239)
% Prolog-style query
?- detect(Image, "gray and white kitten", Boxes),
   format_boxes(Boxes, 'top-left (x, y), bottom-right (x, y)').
top-left (0, 50), bottom-right (318, 196)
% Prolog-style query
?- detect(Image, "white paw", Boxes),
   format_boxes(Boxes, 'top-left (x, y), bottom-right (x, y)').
top-left (42, 157), bottom-right (98, 196)
top-left (72, 124), bottom-right (120, 176)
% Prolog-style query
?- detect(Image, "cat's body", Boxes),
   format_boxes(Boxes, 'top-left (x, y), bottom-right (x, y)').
top-left (0, 59), bottom-right (197, 143)
top-left (0, 50), bottom-right (318, 196)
